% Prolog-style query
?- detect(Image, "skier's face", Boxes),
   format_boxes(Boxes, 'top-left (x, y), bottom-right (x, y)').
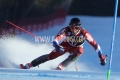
top-left (70, 25), bottom-right (80, 35)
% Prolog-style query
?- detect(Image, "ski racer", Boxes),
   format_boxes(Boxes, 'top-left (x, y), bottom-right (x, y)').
top-left (21, 17), bottom-right (106, 70)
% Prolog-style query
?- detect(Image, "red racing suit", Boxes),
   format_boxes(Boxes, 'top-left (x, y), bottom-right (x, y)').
top-left (49, 26), bottom-right (102, 59)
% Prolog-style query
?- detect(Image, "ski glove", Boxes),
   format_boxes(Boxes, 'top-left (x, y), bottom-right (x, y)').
top-left (53, 41), bottom-right (65, 54)
top-left (99, 54), bottom-right (106, 66)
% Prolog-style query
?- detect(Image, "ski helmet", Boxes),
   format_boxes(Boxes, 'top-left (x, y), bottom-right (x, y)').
top-left (69, 18), bottom-right (81, 26)
top-left (69, 18), bottom-right (81, 35)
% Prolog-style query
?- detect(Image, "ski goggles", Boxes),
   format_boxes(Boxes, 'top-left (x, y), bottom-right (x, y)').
top-left (70, 25), bottom-right (81, 30)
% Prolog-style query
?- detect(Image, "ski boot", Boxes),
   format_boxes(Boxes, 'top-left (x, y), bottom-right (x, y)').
top-left (20, 63), bottom-right (32, 69)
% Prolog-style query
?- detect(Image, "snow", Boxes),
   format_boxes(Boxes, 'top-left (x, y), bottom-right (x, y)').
top-left (0, 16), bottom-right (120, 80)
top-left (0, 68), bottom-right (120, 80)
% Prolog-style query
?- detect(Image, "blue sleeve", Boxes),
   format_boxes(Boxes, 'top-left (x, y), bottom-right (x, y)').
top-left (53, 41), bottom-right (58, 47)
top-left (98, 49), bottom-right (102, 55)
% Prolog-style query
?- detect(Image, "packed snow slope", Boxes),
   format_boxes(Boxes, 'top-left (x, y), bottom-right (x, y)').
top-left (0, 16), bottom-right (120, 80)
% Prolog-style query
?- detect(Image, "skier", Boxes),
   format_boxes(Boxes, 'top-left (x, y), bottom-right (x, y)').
top-left (20, 17), bottom-right (106, 70)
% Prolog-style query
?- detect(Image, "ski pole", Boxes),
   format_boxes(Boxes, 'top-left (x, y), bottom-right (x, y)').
top-left (75, 58), bottom-right (79, 71)
top-left (107, 0), bottom-right (119, 80)
top-left (6, 20), bottom-right (52, 46)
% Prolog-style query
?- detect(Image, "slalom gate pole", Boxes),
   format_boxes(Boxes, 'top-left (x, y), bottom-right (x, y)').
top-left (6, 20), bottom-right (79, 71)
top-left (6, 20), bottom-right (52, 46)
top-left (107, 0), bottom-right (119, 80)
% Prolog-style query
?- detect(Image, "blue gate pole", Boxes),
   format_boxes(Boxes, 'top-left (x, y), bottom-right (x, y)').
top-left (107, 0), bottom-right (119, 80)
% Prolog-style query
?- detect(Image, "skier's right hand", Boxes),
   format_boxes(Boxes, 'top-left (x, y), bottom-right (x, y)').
top-left (53, 41), bottom-right (64, 53)
top-left (99, 54), bottom-right (106, 66)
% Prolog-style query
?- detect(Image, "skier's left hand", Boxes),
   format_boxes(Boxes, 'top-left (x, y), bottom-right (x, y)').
top-left (99, 54), bottom-right (107, 66)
